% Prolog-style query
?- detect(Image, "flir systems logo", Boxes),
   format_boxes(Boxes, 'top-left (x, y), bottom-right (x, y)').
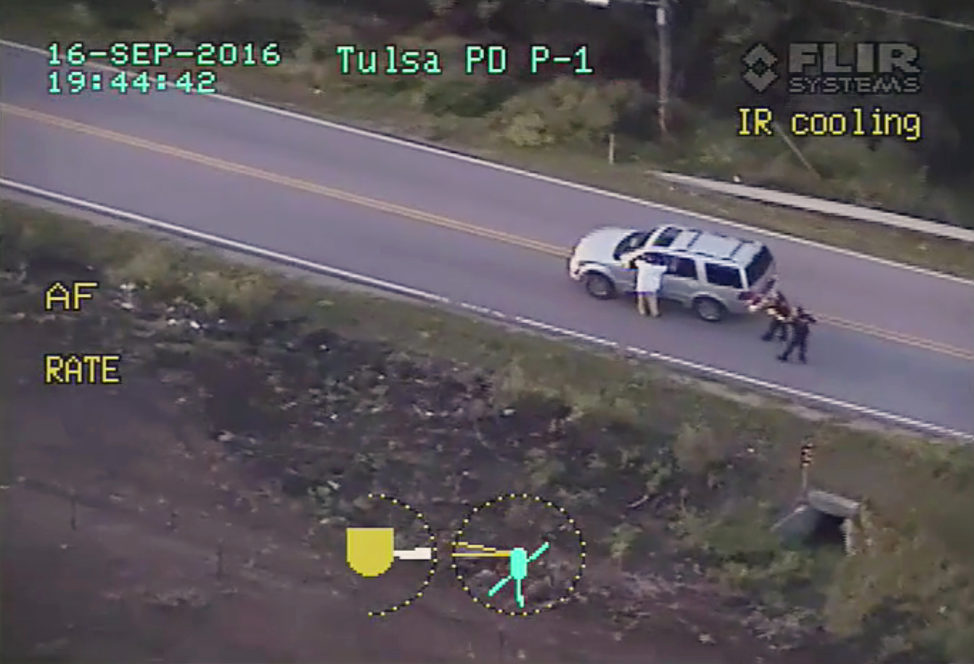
top-left (742, 42), bottom-right (921, 94)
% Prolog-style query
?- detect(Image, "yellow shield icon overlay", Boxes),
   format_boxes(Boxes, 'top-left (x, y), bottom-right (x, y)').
top-left (347, 527), bottom-right (395, 577)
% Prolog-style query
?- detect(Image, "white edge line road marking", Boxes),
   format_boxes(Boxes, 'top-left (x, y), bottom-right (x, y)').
top-left (0, 178), bottom-right (446, 304)
top-left (3, 38), bottom-right (972, 287)
top-left (513, 316), bottom-right (618, 347)
top-left (3, 178), bottom-right (971, 443)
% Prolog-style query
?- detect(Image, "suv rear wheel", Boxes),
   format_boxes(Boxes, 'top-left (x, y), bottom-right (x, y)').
top-left (583, 272), bottom-right (616, 300)
top-left (693, 296), bottom-right (725, 322)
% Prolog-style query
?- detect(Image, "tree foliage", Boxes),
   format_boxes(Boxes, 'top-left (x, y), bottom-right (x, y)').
top-left (51, 0), bottom-right (973, 217)
top-left (304, 0), bottom-right (973, 218)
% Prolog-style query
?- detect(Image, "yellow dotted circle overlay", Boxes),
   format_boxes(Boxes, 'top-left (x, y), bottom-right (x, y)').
top-left (451, 492), bottom-right (587, 617)
top-left (366, 492), bottom-right (439, 618)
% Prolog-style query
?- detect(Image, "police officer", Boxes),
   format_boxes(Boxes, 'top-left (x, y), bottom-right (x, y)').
top-left (761, 290), bottom-right (791, 342)
top-left (778, 306), bottom-right (816, 363)
top-left (748, 290), bottom-right (790, 342)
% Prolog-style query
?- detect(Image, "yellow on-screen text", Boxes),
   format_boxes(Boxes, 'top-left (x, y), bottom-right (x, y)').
top-left (737, 106), bottom-right (922, 142)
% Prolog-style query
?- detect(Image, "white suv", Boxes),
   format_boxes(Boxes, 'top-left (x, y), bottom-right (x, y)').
top-left (567, 224), bottom-right (778, 322)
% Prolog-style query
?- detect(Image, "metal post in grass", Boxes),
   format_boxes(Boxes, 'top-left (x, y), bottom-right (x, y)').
top-left (799, 441), bottom-right (814, 498)
top-left (773, 122), bottom-right (821, 179)
top-left (608, 132), bottom-right (616, 164)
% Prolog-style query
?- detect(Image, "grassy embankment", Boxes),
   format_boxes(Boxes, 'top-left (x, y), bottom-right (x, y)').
top-left (3, 0), bottom-right (974, 281)
top-left (2, 199), bottom-right (973, 661)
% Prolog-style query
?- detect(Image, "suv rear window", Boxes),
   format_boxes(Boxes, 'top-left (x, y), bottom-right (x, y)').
top-left (744, 246), bottom-right (773, 287)
top-left (705, 263), bottom-right (743, 289)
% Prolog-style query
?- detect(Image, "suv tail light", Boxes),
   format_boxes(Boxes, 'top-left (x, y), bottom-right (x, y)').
top-left (738, 290), bottom-right (754, 301)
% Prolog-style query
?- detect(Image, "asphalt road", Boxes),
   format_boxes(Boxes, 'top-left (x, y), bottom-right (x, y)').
top-left (2, 42), bottom-right (973, 436)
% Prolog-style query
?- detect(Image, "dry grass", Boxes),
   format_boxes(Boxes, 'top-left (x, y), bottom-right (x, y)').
top-left (4, 198), bottom-right (974, 660)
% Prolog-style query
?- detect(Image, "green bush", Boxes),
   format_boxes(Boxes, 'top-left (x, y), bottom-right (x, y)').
top-left (672, 502), bottom-right (818, 593)
top-left (84, 0), bottom-right (158, 29)
top-left (165, 0), bottom-right (304, 53)
top-left (493, 77), bottom-right (645, 147)
top-left (183, 269), bottom-right (280, 320)
top-left (501, 110), bottom-right (551, 147)
top-left (418, 77), bottom-right (517, 117)
top-left (292, 18), bottom-right (360, 63)
top-left (689, 505), bottom-right (780, 564)
top-left (110, 246), bottom-right (181, 295)
top-left (3, 213), bottom-right (94, 272)
top-left (801, 137), bottom-right (929, 211)
top-left (672, 109), bottom-right (786, 174)
top-left (825, 509), bottom-right (974, 661)
top-left (717, 549), bottom-right (814, 590)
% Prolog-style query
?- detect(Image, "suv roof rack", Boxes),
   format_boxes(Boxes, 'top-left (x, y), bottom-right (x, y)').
top-left (670, 229), bottom-right (748, 261)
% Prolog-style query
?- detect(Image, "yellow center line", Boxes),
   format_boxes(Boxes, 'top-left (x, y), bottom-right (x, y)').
top-left (817, 314), bottom-right (972, 359)
top-left (0, 103), bottom-right (567, 258)
top-left (3, 102), bottom-right (972, 362)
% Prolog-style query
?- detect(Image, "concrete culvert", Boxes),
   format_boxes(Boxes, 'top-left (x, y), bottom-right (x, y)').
top-left (772, 490), bottom-right (861, 553)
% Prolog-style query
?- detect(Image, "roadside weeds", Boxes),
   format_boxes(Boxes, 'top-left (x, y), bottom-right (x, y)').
top-left (3, 200), bottom-right (974, 661)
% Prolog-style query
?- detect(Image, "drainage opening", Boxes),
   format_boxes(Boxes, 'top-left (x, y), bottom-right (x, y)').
top-left (808, 511), bottom-right (846, 548)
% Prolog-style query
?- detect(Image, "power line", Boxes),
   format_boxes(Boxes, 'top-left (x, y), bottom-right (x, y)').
top-left (823, 0), bottom-right (974, 32)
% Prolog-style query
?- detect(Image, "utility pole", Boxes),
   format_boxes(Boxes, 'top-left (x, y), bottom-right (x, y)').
top-left (585, 0), bottom-right (672, 137)
top-left (656, 0), bottom-right (670, 137)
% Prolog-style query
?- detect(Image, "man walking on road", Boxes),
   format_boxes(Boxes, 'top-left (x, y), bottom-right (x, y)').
top-left (778, 306), bottom-right (816, 363)
top-left (632, 253), bottom-right (667, 318)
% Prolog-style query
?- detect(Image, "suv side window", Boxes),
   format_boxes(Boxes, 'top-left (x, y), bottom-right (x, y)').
top-left (669, 257), bottom-right (698, 279)
top-left (705, 263), bottom-right (742, 288)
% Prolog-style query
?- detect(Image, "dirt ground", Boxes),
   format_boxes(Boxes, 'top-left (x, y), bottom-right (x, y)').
top-left (0, 267), bottom-right (842, 663)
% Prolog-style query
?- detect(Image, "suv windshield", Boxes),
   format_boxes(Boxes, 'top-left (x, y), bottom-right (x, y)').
top-left (745, 246), bottom-right (773, 287)
top-left (613, 231), bottom-right (651, 260)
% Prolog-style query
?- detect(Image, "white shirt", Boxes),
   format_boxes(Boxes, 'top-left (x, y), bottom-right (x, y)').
top-left (636, 261), bottom-right (666, 293)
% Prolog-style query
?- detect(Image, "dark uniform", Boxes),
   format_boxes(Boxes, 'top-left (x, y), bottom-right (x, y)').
top-left (778, 307), bottom-right (816, 363)
top-left (760, 292), bottom-right (791, 342)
